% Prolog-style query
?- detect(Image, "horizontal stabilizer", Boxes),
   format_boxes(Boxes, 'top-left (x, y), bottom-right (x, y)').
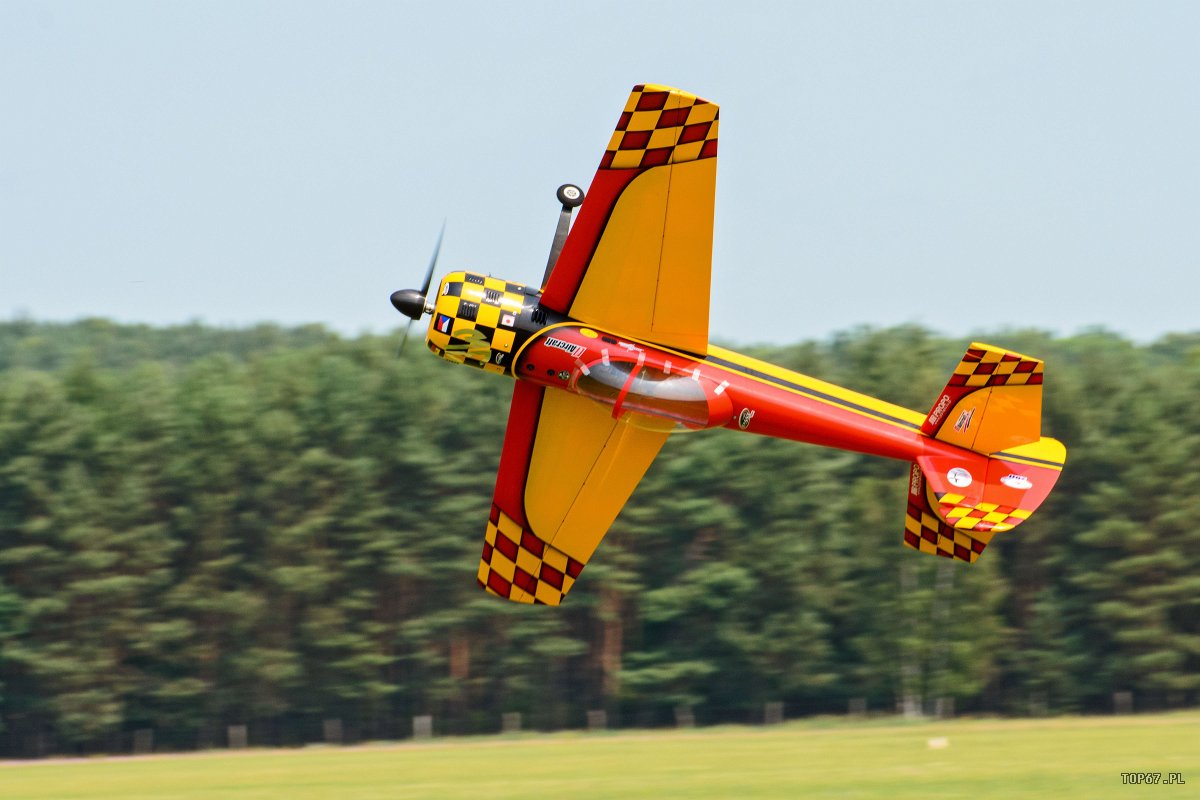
top-left (904, 342), bottom-right (1066, 563)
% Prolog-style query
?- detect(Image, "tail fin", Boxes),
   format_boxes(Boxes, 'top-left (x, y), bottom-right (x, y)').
top-left (904, 342), bottom-right (1066, 562)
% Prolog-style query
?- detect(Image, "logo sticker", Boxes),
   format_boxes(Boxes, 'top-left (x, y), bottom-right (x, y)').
top-left (500, 312), bottom-right (516, 328)
top-left (1000, 474), bottom-right (1033, 490)
top-left (954, 407), bottom-right (975, 433)
top-left (435, 314), bottom-right (453, 333)
top-left (493, 351), bottom-right (506, 365)
top-left (543, 336), bottom-right (585, 358)
top-left (947, 467), bottom-right (973, 488)
top-left (929, 394), bottom-right (952, 426)
top-left (910, 464), bottom-right (923, 496)
top-left (737, 408), bottom-right (756, 430)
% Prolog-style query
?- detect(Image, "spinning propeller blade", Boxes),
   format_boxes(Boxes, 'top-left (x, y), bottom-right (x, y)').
top-left (391, 221), bottom-right (446, 357)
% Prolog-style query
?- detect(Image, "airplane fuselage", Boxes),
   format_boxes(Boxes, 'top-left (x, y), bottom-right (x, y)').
top-left (426, 270), bottom-right (956, 466)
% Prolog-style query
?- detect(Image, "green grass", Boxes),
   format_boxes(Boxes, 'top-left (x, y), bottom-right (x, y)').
top-left (2, 712), bottom-right (1197, 799)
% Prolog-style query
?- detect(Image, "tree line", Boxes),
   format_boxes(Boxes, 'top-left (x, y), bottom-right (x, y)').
top-left (0, 318), bottom-right (1197, 756)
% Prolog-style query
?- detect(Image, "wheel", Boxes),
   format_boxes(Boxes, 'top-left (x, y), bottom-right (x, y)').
top-left (557, 183), bottom-right (584, 208)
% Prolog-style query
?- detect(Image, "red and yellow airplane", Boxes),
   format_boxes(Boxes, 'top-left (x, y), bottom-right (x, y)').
top-left (390, 84), bottom-right (1066, 606)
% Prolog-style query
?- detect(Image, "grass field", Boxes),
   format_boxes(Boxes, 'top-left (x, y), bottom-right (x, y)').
top-left (2, 712), bottom-right (1197, 799)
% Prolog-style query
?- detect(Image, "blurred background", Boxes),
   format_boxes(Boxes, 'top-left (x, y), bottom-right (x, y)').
top-left (2, 1), bottom-right (1199, 759)
top-left (1, 323), bottom-right (1197, 756)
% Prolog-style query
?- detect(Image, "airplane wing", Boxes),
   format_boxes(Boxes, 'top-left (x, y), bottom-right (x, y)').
top-left (477, 380), bottom-right (668, 604)
top-left (540, 84), bottom-right (718, 356)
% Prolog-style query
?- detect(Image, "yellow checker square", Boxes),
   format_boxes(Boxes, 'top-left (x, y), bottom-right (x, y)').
top-left (489, 552), bottom-right (516, 582)
top-left (509, 586), bottom-right (533, 604)
top-left (672, 141), bottom-right (704, 163)
top-left (483, 362), bottom-right (505, 375)
top-left (476, 303), bottom-right (500, 328)
top-left (542, 546), bottom-right (568, 572)
top-left (627, 110), bottom-right (662, 131)
top-left (609, 149), bottom-right (644, 169)
top-left (941, 493), bottom-right (965, 505)
top-left (648, 127), bottom-right (679, 149)
top-left (497, 292), bottom-right (523, 312)
top-left (562, 575), bottom-right (576, 594)
top-left (918, 538), bottom-right (938, 554)
top-left (944, 506), bottom-right (970, 520)
top-left (966, 373), bottom-right (990, 387)
top-left (905, 515), bottom-right (921, 535)
top-left (921, 512), bottom-right (940, 530)
top-left (1010, 508), bottom-right (1033, 520)
top-left (535, 582), bottom-right (563, 606)
top-left (686, 103), bottom-right (718, 125)
top-left (497, 512), bottom-right (522, 541)
top-left (435, 295), bottom-right (461, 318)
top-left (606, 130), bottom-right (624, 152)
top-left (476, 561), bottom-right (489, 583)
top-left (483, 276), bottom-right (508, 291)
top-left (983, 511), bottom-right (1010, 524)
top-left (485, 522), bottom-right (498, 545)
top-left (492, 328), bottom-right (516, 353)
top-left (995, 361), bottom-right (1019, 375)
top-left (515, 548), bottom-right (542, 576)
top-left (976, 502), bottom-right (999, 513)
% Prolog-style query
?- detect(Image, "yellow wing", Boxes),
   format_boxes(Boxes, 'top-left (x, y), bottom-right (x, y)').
top-left (540, 84), bottom-right (718, 355)
top-left (478, 384), bottom-right (668, 605)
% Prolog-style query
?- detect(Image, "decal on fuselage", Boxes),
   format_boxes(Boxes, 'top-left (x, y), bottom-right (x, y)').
top-left (947, 467), bottom-right (973, 488)
top-left (543, 336), bottom-right (586, 358)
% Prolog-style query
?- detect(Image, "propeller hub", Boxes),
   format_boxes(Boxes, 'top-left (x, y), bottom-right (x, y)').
top-left (390, 289), bottom-right (429, 321)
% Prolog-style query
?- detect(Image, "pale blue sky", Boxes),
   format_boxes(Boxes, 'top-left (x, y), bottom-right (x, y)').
top-left (2, 1), bottom-right (1197, 344)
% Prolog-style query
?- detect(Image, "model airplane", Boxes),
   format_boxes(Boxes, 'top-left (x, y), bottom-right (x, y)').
top-left (390, 84), bottom-right (1067, 605)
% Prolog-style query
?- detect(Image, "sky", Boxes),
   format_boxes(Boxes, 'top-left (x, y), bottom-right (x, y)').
top-left (2, 1), bottom-right (1197, 346)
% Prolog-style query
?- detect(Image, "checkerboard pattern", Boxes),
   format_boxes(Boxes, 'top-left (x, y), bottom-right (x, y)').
top-left (477, 504), bottom-right (585, 606)
top-left (428, 272), bottom-right (531, 373)
top-left (949, 344), bottom-right (1044, 388)
top-left (600, 84), bottom-right (719, 170)
top-left (934, 492), bottom-right (1032, 534)
top-left (903, 500), bottom-right (993, 563)
top-left (902, 463), bottom-right (996, 562)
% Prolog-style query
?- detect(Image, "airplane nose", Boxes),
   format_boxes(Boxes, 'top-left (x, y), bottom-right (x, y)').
top-left (390, 289), bottom-right (427, 321)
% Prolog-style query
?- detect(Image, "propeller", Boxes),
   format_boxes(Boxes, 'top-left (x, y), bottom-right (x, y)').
top-left (391, 221), bottom-right (445, 356)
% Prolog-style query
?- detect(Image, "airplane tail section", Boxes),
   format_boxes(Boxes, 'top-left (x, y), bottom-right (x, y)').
top-left (904, 342), bottom-right (1066, 562)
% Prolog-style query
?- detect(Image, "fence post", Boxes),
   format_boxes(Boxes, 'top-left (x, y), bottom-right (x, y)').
top-left (132, 728), bottom-right (154, 755)
top-left (227, 724), bottom-right (248, 749)
top-left (413, 715), bottom-right (433, 739)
